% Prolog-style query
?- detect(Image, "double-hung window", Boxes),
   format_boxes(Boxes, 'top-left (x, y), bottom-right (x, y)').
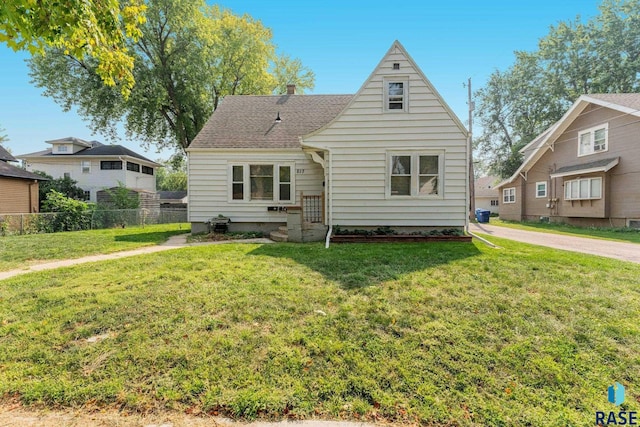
top-left (81, 160), bottom-right (91, 174)
top-left (564, 177), bottom-right (602, 200)
top-left (536, 181), bottom-right (547, 198)
top-left (578, 124), bottom-right (608, 156)
top-left (230, 163), bottom-right (294, 202)
top-left (388, 152), bottom-right (442, 197)
top-left (503, 188), bottom-right (516, 204)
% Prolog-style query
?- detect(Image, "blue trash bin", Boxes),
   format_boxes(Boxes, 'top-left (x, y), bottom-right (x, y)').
top-left (475, 209), bottom-right (490, 223)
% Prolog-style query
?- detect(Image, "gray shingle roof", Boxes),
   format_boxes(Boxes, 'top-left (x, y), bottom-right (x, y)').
top-left (552, 157), bottom-right (619, 175)
top-left (587, 93), bottom-right (640, 111)
top-left (189, 94), bottom-right (354, 149)
top-left (0, 161), bottom-right (49, 181)
top-left (18, 142), bottom-right (158, 165)
top-left (0, 145), bottom-right (17, 162)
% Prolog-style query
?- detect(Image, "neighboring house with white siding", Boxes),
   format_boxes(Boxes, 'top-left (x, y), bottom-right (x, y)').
top-left (18, 137), bottom-right (159, 203)
top-left (187, 41), bottom-right (469, 241)
top-left (474, 176), bottom-right (500, 215)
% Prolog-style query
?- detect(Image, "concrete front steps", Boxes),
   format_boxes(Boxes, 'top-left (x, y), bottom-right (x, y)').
top-left (269, 226), bottom-right (288, 242)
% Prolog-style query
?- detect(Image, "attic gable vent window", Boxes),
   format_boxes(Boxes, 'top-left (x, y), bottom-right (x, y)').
top-left (384, 77), bottom-right (408, 112)
top-left (393, 63), bottom-right (400, 70)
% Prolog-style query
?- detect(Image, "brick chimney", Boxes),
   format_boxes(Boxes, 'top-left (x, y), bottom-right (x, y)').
top-left (286, 84), bottom-right (296, 95)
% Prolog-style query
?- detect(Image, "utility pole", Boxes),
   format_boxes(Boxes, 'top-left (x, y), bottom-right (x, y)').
top-left (467, 78), bottom-right (476, 222)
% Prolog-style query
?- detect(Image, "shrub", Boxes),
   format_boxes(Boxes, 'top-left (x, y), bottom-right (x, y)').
top-left (41, 190), bottom-right (91, 232)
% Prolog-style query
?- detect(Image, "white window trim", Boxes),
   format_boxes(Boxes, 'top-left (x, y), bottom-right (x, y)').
top-left (535, 181), bottom-right (547, 198)
top-left (503, 187), bottom-right (516, 204)
top-left (81, 160), bottom-right (91, 174)
top-left (383, 77), bottom-right (409, 112)
top-left (227, 162), bottom-right (296, 204)
top-left (564, 177), bottom-right (602, 201)
top-left (385, 151), bottom-right (444, 199)
top-left (578, 123), bottom-right (608, 157)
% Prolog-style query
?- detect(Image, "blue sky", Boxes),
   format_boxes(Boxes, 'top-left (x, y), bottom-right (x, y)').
top-left (0, 1), bottom-right (603, 160)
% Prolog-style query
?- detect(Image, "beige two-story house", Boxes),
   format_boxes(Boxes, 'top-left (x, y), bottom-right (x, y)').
top-left (497, 94), bottom-right (640, 227)
top-left (18, 137), bottom-right (159, 203)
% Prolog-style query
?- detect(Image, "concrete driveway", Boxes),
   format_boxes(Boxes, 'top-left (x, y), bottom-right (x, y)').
top-left (470, 223), bottom-right (640, 264)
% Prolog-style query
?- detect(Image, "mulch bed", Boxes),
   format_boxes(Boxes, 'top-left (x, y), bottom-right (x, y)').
top-left (330, 235), bottom-right (472, 243)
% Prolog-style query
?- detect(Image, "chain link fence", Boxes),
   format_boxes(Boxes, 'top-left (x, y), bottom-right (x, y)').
top-left (0, 209), bottom-right (187, 236)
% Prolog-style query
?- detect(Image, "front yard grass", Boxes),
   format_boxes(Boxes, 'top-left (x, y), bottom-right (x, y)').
top-left (489, 218), bottom-right (640, 244)
top-left (1, 239), bottom-right (639, 426)
top-left (0, 223), bottom-right (190, 271)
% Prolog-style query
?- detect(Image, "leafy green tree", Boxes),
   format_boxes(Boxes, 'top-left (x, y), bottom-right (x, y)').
top-left (34, 171), bottom-right (86, 209)
top-left (0, 0), bottom-right (146, 95)
top-left (272, 55), bottom-right (316, 94)
top-left (156, 156), bottom-right (187, 191)
top-left (474, 0), bottom-right (640, 178)
top-left (28, 0), bottom-right (315, 154)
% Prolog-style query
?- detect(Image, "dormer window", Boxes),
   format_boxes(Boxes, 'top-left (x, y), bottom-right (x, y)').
top-left (57, 145), bottom-right (68, 153)
top-left (384, 78), bottom-right (408, 112)
top-left (578, 124), bottom-right (608, 156)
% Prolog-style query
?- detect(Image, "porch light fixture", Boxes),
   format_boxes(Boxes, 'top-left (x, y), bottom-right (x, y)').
top-left (275, 111), bottom-right (282, 123)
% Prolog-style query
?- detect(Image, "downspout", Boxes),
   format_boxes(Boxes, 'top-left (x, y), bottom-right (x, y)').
top-left (324, 148), bottom-right (333, 249)
top-left (465, 132), bottom-right (470, 235)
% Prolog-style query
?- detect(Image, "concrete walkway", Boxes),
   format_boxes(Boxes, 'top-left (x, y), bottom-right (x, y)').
top-left (470, 223), bottom-right (640, 264)
top-left (0, 234), bottom-right (274, 281)
top-left (0, 404), bottom-right (376, 427)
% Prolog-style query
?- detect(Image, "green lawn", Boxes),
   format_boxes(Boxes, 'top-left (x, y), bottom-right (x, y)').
top-left (0, 223), bottom-right (190, 271)
top-left (489, 218), bottom-right (640, 244)
top-left (1, 239), bottom-right (639, 426)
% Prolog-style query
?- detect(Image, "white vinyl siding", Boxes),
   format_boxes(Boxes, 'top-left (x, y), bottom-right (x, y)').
top-left (503, 188), bottom-right (516, 204)
top-left (189, 151), bottom-right (323, 223)
top-left (302, 45), bottom-right (467, 227)
top-left (578, 124), bottom-right (608, 156)
top-left (564, 177), bottom-right (602, 200)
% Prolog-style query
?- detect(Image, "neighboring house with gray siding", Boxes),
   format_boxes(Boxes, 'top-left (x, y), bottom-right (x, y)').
top-left (496, 94), bottom-right (640, 227)
top-left (18, 137), bottom-right (159, 203)
top-left (187, 41), bottom-right (469, 240)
